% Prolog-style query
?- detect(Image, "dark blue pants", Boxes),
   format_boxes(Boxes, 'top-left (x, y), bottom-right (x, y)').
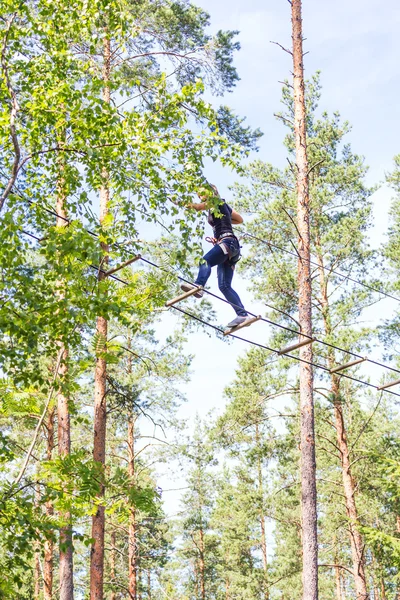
top-left (194, 243), bottom-right (247, 316)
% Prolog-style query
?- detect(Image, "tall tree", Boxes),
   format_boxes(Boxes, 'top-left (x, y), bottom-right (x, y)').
top-left (231, 61), bottom-right (384, 595)
top-left (179, 419), bottom-right (219, 600)
top-left (89, 31), bottom-right (112, 600)
top-left (56, 178), bottom-right (74, 599)
top-left (44, 406), bottom-right (55, 600)
top-left (215, 348), bottom-right (292, 599)
top-left (0, 0), bottom-right (260, 595)
top-left (291, 2), bottom-right (318, 596)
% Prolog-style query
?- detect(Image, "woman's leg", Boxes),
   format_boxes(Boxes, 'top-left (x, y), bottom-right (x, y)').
top-left (194, 245), bottom-right (228, 287)
top-left (217, 262), bottom-right (247, 316)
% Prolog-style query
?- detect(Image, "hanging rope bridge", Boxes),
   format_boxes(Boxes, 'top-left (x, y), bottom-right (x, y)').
top-left (18, 224), bottom-right (400, 399)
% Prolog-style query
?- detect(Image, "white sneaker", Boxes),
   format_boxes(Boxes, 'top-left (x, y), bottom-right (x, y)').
top-left (180, 283), bottom-right (203, 298)
top-left (226, 315), bottom-right (251, 328)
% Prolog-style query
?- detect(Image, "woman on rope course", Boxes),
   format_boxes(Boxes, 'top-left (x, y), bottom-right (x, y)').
top-left (181, 183), bottom-right (253, 329)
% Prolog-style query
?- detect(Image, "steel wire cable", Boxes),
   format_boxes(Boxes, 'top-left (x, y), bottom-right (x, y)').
top-left (15, 196), bottom-right (400, 376)
top-left (238, 229), bottom-right (400, 303)
top-left (163, 308), bottom-right (400, 399)
top-left (19, 220), bottom-right (400, 378)
top-left (17, 228), bottom-right (400, 399)
top-left (19, 195), bottom-right (400, 304)
top-left (137, 259), bottom-right (400, 376)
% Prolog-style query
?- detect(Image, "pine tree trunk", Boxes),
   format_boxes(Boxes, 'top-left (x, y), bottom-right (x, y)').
top-left (291, 1), bottom-right (318, 598)
top-left (44, 407), bottom-right (55, 600)
top-left (334, 538), bottom-right (342, 600)
top-left (194, 560), bottom-right (200, 599)
top-left (199, 527), bottom-right (206, 600)
top-left (225, 578), bottom-right (231, 600)
top-left (333, 392), bottom-right (368, 599)
top-left (128, 414), bottom-right (138, 600)
top-left (34, 484), bottom-right (41, 600)
top-left (315, 248), bottom-right (368, 600)
top-left (127, 344), bottom-right (138, 600)
top-left (110, 529), bottom-right (116, 600)
top-left (255, 423), bottom-right (269, 600)
top-left (90, 34), bottom-right (111, 600)
top-left (56, 182), bottom-right (74, 600)
top-left (335, 565), bottom-right (342, 600)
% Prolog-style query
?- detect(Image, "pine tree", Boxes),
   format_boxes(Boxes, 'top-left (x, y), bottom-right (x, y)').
top-left (179, 418), bottom-right (220, 600)
top-left (232, 72), bottom-right (377, 598)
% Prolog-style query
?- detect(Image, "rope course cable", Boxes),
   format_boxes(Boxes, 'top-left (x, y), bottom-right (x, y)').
top-left (19, 213), bottom-right (400, 377)
top-left (132, 259), bottom-right (400, 377)
top-left (17, 227), bottom-right (400, 400)
top-left (20, 195), bottom-right (400, 304)
top-left (238, 229), bottom-right (400, 304)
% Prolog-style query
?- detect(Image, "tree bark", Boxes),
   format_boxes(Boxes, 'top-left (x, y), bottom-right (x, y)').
top-left (199, 527), bottom-right (206, 600)
top-left (110, 529), bottom-right (116, 600)
top-left (380, 577), bottom-right (387, 600)
top-left (255, 423), bottom-right (269, 600)
top-left (225, 577), bottom-right (231, 600)
top-left (333, 394), bottom-right (368, 599)
top-left (315, 248), bottom-right (368, 600)
top-left (44, 407), bottom-right (55, 600)
top-left (334, 538), bottom-right (342, 600)
top-left (34, 484), bottom-right (41, 600)
top-left (335, 565), bottom-right (342, 600)
top-left (128, 414), bottom-right (138, 600)
top-left (291, 1), bottom-right (319, 598)
top-left (90, 34), bottom-right (111, 600)
top-left (56, 180), bottom-right (74, 600)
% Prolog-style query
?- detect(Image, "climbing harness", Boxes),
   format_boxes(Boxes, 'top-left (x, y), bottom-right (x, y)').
top-left (205, 233), bottom-right (242, 266)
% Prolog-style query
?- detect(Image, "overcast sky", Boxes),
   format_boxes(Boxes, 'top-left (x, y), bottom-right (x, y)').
top-left (152, 0), bottom-right (400, 511)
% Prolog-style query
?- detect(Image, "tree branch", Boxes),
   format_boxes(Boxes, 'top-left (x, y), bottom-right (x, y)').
top-left (13, 347), bottom-right (65, 486)
top-left (307, 158), bottom-right (325, 176)
top-left (270, 41), bottom-right (293, 56)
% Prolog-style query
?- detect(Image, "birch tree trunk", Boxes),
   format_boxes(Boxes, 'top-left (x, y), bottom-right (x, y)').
top-left (90, 33), bottom-right (111, 600)
top-left (56, 160), bottom-right (74, 600)
top-left (44, 407), bottom-right (55, 600)
top-left (291, 1), bottom-right (318, 597)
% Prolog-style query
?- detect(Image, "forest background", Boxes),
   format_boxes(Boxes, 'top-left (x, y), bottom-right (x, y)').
top-left (2, 0), bottom-right (400, 599)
